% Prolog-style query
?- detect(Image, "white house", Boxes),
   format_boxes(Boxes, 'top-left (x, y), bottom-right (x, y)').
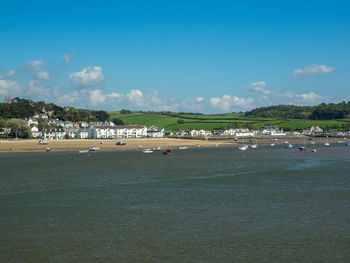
top-left (116, 125), bottom-right (147, 138)
top-left (77, 128), bottom-right (89, 139)
top-left (43, 128), bottom-right (66, 140)
top-left (270, 130), bottom-right (286, 136)
top-left (310, 125), bottom-right (323, 133)
top-left (27, 118), bottom-right (39, 127)
top-left (235, 131), bottom-right (255, 137)
top-left (63, 128), bottom-right (79, 138)
top-left (190, 130), bottom-right (199, 136)
top-left (147, 126), bottom-right (164, 138)
top-left (31, 126), bottom-right (42, 138)
top-left (89, 126), bottom-right (116, 139)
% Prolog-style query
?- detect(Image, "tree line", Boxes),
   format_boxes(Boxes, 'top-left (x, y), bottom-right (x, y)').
top-left (244, 102), bottom-right (350, 120)
top-left (0, 97), bottom-right (111, 122)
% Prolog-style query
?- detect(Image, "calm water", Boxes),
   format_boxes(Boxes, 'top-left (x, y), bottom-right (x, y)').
top-left (1, 145), bottom-right (350, 262)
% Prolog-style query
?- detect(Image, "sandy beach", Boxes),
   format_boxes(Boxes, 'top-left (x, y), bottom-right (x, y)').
top-left (0, 136), bottom-right (342, 153)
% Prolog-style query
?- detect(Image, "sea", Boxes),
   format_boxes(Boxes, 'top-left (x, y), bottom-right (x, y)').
top-left (1, 145), bottom-right (349, 262)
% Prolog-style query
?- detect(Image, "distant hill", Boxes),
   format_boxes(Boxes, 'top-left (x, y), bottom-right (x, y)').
top-left (1, 98), bottom-right (350, 131)
top-left (245, 102), bottom-right (350, 120)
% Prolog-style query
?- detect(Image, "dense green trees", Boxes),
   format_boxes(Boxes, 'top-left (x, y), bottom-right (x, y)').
top-left (245, 102), bottom-right (350, 120)
top-left (7, 118), bottom-right (31, 138)
top-left (245, 105), bottom-right (315, 119)
top-left (0, 98), bottom-right (110, 122)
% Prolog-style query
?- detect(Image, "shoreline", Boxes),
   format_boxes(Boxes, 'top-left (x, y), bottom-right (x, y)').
top-left (0, 136), bottom-right (344, 153)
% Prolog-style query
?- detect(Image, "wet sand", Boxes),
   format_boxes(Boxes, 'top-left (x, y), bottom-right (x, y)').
top-left (0, 135), bottom-right (344, 153)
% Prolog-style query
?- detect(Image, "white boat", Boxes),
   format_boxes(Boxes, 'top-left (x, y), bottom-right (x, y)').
top-left (79, 150), bottom-right (89, 153)
top-left (142, 148), bottom-right (153, 153)
top-left (311, 148), bottom-right (317, 152)
top-left (324, 136), bottom-right (330, 146)
top-left (46, 148), bottom-right (51, 152)
top-left (239, 137), bottom-right (248, 150)
top-left (178, 146), bottom-right (188, 150)
top-left (38, 140), bottom-right (48, 145)
top-left (285, 143), bottom-right (293, 148)
top-left (249, 139), bottom-right (258, 148)
top-left (238, 145), bottom-right (248, 151)
top-left (270, 143), bottom-right (275, 147)
top-left (152, 146), bottom-right (161, 151)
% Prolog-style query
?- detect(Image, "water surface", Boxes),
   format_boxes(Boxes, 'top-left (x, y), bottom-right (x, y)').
top-left (1, 146), bottom-right (349, 262)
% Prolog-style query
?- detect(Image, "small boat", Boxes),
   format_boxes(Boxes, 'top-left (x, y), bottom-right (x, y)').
top-left (324, 136), bottom-right (330, 146)
top-left (46, 148), bottom-right (51, 152)
top-left (138, 145), bottom-right (143, 149)
top-left (89, 146), bottom-right (99, 151)
top-left (178, 146), bottom-right (188, 150)
top-left (285, 143), bottom-right (293, 148)
top-left (142, 148), bottom-right (153, 153)
top-left (163, 149), bottom-right (172, 155)
top-left (249, 144), bottom-right (257, 148)
top-left (311, 141), bottom-right (316, 145)
top-left (345, 142), bottom-right (350, 146)
top-left (238, 145), bottom-right (248, 151)
top-left (270, 143), bottom-right (275, 147)
top-left (336, 141), bottom-right (345, 144)
top-left (298, 146), bottom-right (306, 152)
top-left (100, 141), bottom-right (104, 144)
top-left (195, 144), bottom-right (200, 148)
top-left (311, 148), bottom-right (317, 152)
top-left (38, 140), bottom-right (48, 145)
top-left (79, 150), bottom-right (89, 153)
top-left (152, 146), bottom-right (161, 151)
top-left (214, 144), bottom-right (219, 147)
top-left (116, 141), bottom-right (126, 145)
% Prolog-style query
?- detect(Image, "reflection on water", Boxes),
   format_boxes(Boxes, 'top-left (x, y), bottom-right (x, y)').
top-left (1, 146), bottom-right (350, 262)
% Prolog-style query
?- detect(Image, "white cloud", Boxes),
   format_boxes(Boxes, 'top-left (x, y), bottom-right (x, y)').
top-left (292, 64), bottom-right (334, 77)
top-left (6, 60), bottom-right (51, 80)
top-left (90, 89), bottom-right (106, 105)
top-left (295, 92), bottom-right (325, 104)
top-left (209, 95), bottom-right (253, 111)
top-left (196, 97), bottom-right (204, 103)
top-left (69, 66), bottom-right (105, 87)
top-left (36, 71), bottom-right (50, 80)
top-left (107, 92), bottom-right (122, 98)
top-left (247, 81), bottom-right (271, 94)
top-left (63, 52), bottom-right (76, 65)
top-left (0, 79), bottom-right (22, 97)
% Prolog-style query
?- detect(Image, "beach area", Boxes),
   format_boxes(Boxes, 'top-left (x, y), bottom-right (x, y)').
top-left (0, 136), bottom-right (339, 153)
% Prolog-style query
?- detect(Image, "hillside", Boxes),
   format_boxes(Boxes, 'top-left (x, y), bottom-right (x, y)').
top-left (108, 111), bottom-right (350, 131)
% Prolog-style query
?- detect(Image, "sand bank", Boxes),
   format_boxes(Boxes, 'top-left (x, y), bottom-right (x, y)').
top-left (0, 136), bottom-right (342, 153)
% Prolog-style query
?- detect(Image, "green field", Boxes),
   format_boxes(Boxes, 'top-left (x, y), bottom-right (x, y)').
top-left (108, 111), bottom-right (350, 131)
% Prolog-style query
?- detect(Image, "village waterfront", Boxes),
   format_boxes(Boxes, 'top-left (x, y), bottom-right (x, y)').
top-left (1, 145), bottom-right (349, 262)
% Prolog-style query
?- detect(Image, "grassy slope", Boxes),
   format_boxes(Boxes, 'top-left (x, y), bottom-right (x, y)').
top-left (108, 112), bottom-right (349, 131)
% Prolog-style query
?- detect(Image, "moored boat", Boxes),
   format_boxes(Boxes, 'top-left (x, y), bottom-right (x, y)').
top-left (38, 140), bottom-right (48, 145)
top-left (285, 143), bottom-right (293, 148)
top-left (152, 146), bottom-right (161, 151)
top-left (163, 149), bottom-right (172, 155)
top-left (89, 146), bottom-right (99, 151)
top-left (298, 146), bottom-right (306, 151)
top-left (238, 145), bottom-right (248, 151)
top-left (142, 148), bottom-right (153, 153)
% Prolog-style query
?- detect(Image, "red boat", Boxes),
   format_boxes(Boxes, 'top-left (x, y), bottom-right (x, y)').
top-left (298, 146), bottom-right (306, 152)
top-left (163, 149), bottom-right (172, 155)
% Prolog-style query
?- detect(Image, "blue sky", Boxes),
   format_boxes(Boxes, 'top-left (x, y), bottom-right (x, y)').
top-left (1, 0), bottom-right (349, 113)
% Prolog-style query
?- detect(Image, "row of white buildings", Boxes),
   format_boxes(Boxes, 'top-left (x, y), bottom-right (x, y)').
top-left (34, 125), bottom-right (165, 140)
